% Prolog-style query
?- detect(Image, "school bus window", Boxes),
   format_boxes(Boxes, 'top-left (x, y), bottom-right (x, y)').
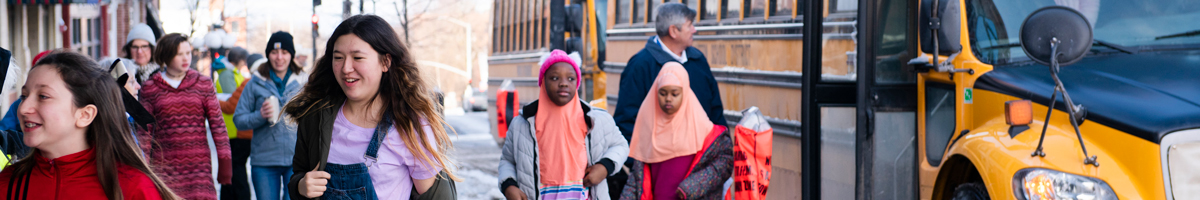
top-left (830, 0), bottom-right (857, 13)
top-left (966, 0), bottom-right (1022, 65)
top-left (533, 0), bottom-right (540, 51)
top-left (683, 0), bottom-right (701, 18)
top-left (500, 0), bottom-right (509, 52)
top-left (540, 0), bottom-right (548, 48)
top-left (774, 0), bottom-right (796, 18)
top-left (924, 82), bottom-right (956, 166)
top-left (522, 0), bottom-right (531, 51)
top-left (520, 0), bottom-right (527, 50)
top-left (650, 0), bottom-right (663, 22)
top-left (746, 0), bottom-right (767, 18)
top-left (724, 0), bottom-right (741, 21)
top-left (634, 0), bottom-right (647, 23)
top-left (492, 0), bottom-right (500, 53)
top-left (618, 0), bottom-right (631, 24)
top-left (701, 0), bottom-right (721, 20)
top-left (875, 0), bottom-right (913, 83)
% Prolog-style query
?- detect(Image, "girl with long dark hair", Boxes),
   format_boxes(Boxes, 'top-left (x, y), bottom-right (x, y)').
top-left (285, 15), bottom-right (457, 200)
top-left (0, 51), bottom-right (178, 200)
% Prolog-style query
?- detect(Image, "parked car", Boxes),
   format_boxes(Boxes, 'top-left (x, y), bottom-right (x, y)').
top-left (463, 87), bottom-right (487, 112)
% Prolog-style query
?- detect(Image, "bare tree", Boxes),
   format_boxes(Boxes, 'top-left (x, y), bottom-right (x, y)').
top-left (392, 0), bottom-right (454, 45)
top-left (185, 0), bottom-right (203, 37)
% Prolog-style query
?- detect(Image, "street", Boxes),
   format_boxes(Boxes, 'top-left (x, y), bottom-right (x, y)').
top-left (444, 111), bottom-right (505, 200)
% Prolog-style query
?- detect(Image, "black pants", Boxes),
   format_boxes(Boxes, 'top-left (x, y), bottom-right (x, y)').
top-left (221, 139), bottom-right (253, 200)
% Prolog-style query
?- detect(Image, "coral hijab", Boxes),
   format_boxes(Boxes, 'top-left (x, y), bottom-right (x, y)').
top-left (630, 62), bottom-right (714, 163)
top-left (534, 50), bottom-right (588, 186)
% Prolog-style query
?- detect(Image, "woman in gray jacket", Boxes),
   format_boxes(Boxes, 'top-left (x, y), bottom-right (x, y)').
top-left (498, 50), bottom-right (629, 200)
top-left (233, 31), bottom-right (308, 200)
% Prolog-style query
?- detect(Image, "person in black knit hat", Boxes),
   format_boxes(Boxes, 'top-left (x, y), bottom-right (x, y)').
top-left (236, 31), bottom-right (307, 200)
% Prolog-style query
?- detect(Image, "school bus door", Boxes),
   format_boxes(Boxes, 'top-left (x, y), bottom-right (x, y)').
top-left (799, 0), bottom-right (919, 198)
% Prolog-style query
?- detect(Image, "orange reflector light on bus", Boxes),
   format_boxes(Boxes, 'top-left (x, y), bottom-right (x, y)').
top-left (1006, 100), bottom-right (1033, 126)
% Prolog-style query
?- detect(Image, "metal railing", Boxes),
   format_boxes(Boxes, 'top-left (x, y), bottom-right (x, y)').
top-left (603, 62), bottom-right (855, 89)
top-left (606, 21), bottom-right (855, 34)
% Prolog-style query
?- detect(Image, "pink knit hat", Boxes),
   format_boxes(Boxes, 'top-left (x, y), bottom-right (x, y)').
top-left (538, 49), bottom-right (582, 87)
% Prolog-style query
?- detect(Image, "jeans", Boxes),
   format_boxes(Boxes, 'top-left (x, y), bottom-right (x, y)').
top-left (252, 165), bottom-right (294, 200)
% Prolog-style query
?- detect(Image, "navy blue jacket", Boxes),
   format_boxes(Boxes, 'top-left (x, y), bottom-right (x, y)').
top-left (613, 36), bottom-right (728, 142)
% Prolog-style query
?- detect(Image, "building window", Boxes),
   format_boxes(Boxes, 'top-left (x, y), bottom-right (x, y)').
top-left (72, 19), bottom-right (81, 44)
top-left (92, 18), bottom-right (101, 59)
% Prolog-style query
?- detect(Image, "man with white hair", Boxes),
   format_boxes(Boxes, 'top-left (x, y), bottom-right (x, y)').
top-left (611, 2), bottom-right (729, 197)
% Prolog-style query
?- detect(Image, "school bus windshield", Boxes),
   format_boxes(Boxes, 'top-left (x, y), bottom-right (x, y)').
top-left (967, 0), bottom-right (1200, 65)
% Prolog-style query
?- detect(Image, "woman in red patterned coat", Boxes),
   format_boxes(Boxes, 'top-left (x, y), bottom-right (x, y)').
top-left (138, 33), bottom-right (233, 200)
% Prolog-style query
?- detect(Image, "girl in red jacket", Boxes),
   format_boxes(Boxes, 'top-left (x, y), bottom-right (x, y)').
top-left (0, 51), bottom-right (178, 199)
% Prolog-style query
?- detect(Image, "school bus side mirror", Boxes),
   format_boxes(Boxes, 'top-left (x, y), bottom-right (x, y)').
top-left (1019, 6), bottom-right (1093, 67)
top-left (920, 0), bottom-right (962, 56)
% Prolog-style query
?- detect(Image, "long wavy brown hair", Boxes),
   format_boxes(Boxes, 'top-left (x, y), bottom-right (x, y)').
top-left (5, 51), bottom-right (178, 200)
top-left (283, 15), bottom-right (457, 180)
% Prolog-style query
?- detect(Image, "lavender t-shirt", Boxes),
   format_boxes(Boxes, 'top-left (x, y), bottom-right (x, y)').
top-left (327, 105), bottom-right (442, 199)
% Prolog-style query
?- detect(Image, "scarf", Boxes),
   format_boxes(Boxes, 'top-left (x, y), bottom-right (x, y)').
top-left (269, 69), bottom-right (291, 95)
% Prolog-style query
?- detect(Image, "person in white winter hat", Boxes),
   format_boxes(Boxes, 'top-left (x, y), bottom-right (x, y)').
top-left (122, 24), bottom-right (161, 84)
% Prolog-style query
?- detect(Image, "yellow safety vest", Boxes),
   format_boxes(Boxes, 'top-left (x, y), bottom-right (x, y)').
top-left (215, 69), bottom-right (246, 139)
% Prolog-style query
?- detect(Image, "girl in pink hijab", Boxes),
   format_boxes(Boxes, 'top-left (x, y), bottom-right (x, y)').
top-left (498, 49), bottom-right (630, 200)
top-left (621, 62), bottom-right (732, 200)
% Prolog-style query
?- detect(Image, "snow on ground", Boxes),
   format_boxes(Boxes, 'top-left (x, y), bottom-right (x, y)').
top-left (456, 168), bottom-right (506, 200)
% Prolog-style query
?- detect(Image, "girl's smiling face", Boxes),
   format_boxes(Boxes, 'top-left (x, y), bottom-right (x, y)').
top-left (18, 65), bottom-right (95, 150)
top-left (657, 85), bottom-right (683, 115)
top-left (332, 34), bottom-right (389, 103)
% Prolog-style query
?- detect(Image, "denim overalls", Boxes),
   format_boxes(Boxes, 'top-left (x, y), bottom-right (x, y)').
top-left (322, 113), bottom-right (394, 200)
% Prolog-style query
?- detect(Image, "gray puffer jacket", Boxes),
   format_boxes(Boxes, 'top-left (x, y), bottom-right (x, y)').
top-left (498, 100), bottom-right (630, 200)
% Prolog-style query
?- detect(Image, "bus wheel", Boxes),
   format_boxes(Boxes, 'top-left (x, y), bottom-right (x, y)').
top-left (951, 182), bottom-right (989, 200)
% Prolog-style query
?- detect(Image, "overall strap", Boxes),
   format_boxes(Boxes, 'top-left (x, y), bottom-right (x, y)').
top-left (364, 112), bottom-right (395, 166)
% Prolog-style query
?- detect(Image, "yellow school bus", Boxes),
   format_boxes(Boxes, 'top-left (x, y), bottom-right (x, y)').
top-left (492, 0), bottom-right (1200, 199)
top-left (841, 0), bottom-right (1197, 199)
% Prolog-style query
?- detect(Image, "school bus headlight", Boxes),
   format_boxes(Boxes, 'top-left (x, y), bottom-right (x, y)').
top-left (1014, 168), bottom-right (1117, 200)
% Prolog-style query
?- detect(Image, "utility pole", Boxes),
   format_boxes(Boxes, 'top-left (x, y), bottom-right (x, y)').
top-left (313, 0), bottom-right (321, 69)
top-left (343, 0), bottom-right (352, 19)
